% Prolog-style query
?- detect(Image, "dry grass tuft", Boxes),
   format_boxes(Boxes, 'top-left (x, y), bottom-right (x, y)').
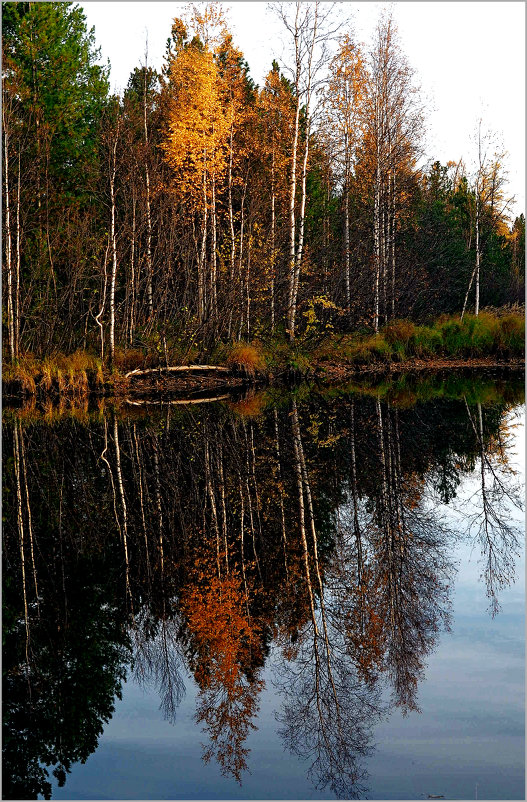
top-left (226, 343), bottom-right (267, 376)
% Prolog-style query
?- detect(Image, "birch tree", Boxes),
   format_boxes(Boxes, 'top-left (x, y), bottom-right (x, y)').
top-left (272, 1), bottom-right (340, 340)
top-left (461, 122), bottom-right (514, 319)
top-left (162, 12), bottom-right (230, 326)
top-left (325, 32), bottom-right (367, 315)
top-left (364, 12), bottom-right (423, 331)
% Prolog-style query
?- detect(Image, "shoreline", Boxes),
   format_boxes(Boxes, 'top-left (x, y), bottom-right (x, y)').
top-left (3, 356), bottom-right (524, 403)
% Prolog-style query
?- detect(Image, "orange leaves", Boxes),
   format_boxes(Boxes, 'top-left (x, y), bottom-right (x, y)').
top-left (183, 570), bottom-right (260, 689)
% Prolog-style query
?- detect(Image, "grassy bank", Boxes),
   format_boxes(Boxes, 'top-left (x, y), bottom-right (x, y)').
top-left (3, 310), bottom-right (524, 399)
top-left (304, 310), bottom-right (524, 372)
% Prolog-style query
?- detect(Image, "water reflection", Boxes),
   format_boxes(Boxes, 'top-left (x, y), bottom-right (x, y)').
top-left (2, 378), bottom-right (524, 799)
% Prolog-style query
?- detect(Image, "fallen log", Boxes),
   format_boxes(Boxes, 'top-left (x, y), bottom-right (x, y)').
top-left (125, 364), bottom-right (231, 379)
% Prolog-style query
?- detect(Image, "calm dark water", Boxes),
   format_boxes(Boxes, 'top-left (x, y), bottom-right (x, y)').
top-left (3, 376), bottom-right (525, 800)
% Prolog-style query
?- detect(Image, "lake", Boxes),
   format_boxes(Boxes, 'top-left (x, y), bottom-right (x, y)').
top-left (3, 373), bottom-right (525, 800)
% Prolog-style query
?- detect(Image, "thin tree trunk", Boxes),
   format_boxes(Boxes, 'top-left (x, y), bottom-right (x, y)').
top-left (144, 66), bottom-right (153, 321)
top-left (3, 111), bottom-right (15, 363)
top-left (15, 145), bottom-right (21, 357)
top-left (237, 178), bottom-right (248, 341)
top-left (461, 246), bottom-right (479, 321)
top-left (270, 150), bottom-right (276, 334)
top-left (475, 191), bottom-right (480, 316)
top-left (246, 223), bottom-right (251, 338)
top-left (238, 475), bottom-right (249, 613)
top-left (381, 198), bottom-right (388, 323)
top-left (211, 169), bottom-right (218, 322)
top-left (198, 160), bottom-right (208, 323)
top-left (227, 127), bottom-right (236, 339)
top-left (291, 114), bottom-right (311, 331)
top-left (95, 238), bottom-right (110, 361)
top-left (128, 190), bottom-right (137, 346)
top-left (287, 96), bottom-right (301, 339)
top-left (109, 128), bottom-right (119, 367)
top-left (344, 174), bottom-right (351, 314)
top-left (373, 125), bottom-right (381, 333)
top-left (293, 400), bottom-right (337, 701)
top-left (390, 168), bottom-right (396, 319)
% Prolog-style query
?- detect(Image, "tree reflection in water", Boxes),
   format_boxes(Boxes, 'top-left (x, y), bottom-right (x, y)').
top-left (462, 400), bottom-right (523, 615)
top-left (2, 379), bottom-right (524, 799)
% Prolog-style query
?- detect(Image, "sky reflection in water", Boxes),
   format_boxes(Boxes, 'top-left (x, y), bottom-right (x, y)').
top-left (2, 383), bottom-right (524, 800)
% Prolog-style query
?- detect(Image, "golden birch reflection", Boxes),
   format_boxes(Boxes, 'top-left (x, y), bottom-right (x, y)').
top-left (2, 381), bottom-right (524, 799)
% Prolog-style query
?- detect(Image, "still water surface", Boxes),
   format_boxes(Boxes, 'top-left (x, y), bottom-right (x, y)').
top-left (3, 376), bottom-right (524, 800)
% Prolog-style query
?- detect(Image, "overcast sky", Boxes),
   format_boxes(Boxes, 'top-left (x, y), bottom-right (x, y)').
top-left (82, 1), bottom-right (525, 217)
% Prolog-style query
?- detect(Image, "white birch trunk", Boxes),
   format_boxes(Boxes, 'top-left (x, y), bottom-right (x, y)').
top-left (292, 114), bottom-right (311, 331)
top-left (373, 157), bottom-right (381, 334)
top-left (344, 176), bottom-right (351, 314)
top-left (211, 169), bottom-right (217, 320)
top-left (109, 131), bottom-right (118, 366)
top-left (287, 96), bottom-right (301, 339)
top-left (128, 191), bottom-right (136, 346)
top-left (198, 159), bottom-right (208, 323)
top-left (144, 67), bottom-right (153, 320)
top-left (475, 191), bottom-right (480, 316)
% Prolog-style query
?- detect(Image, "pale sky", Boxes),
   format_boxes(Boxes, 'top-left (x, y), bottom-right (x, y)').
top-left (82, 1), bottom-right (525, 217)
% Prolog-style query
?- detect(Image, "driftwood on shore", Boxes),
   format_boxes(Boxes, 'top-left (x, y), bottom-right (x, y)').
top-left (123, 363), bottom-right (253, 398)
top-left (125, 364), bottom-right (231, 378)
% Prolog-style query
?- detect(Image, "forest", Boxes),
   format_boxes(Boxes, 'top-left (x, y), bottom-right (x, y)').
top-left (2, 1), bottom-right (525, 386)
